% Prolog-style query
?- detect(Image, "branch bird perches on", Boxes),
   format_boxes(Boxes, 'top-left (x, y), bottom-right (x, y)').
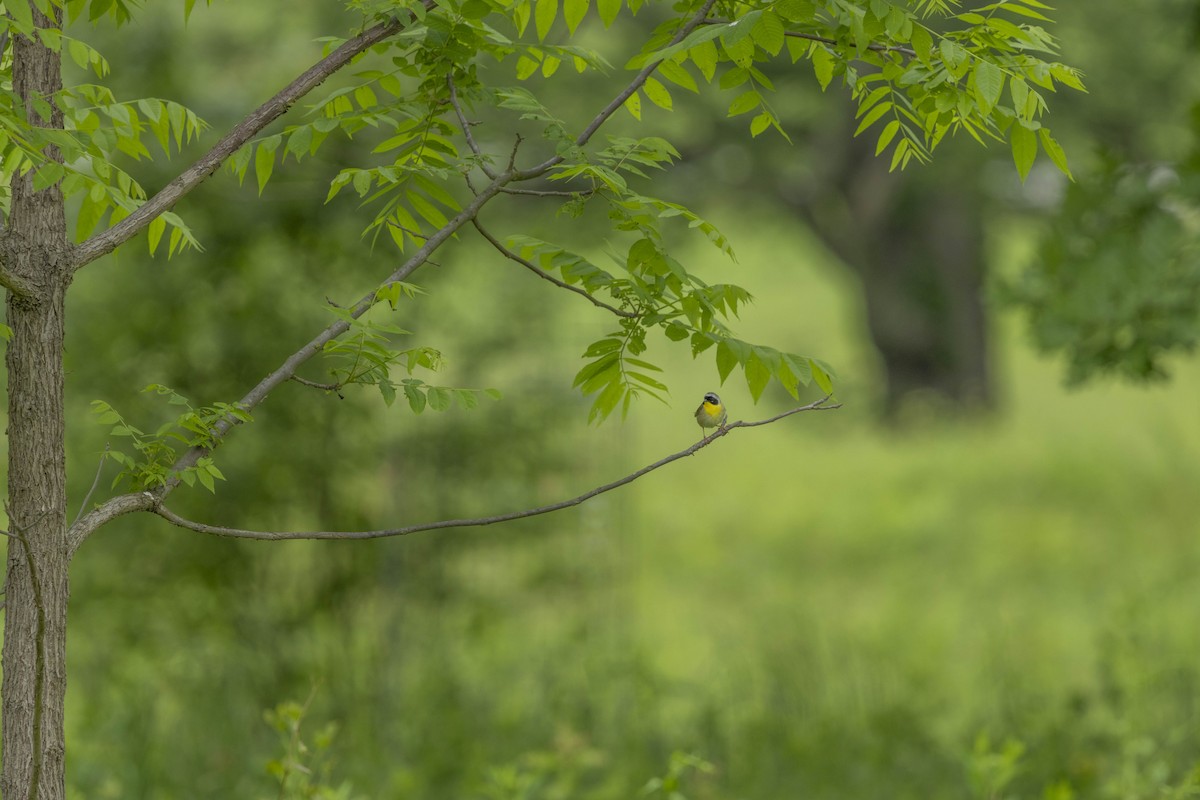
top-left (151, 396), bottom-right (840, 541)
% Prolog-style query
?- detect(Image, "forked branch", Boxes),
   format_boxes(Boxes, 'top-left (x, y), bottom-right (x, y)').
top-left (152, 396), bottom-right (840, 541)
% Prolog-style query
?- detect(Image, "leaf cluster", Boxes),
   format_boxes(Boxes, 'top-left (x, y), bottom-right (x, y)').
top-left (626, 0), bottom-right (1080, 179)
top-left (264, 697), bottom-right (361, 800)
top-left (90, 384), bottom-right (250, 492)
top-left (320, 302), bottom-right (502, 413)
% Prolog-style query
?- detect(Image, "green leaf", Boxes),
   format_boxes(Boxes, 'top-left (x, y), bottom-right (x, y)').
top-left (745, 350), bottom-right (771, 401)
top-left (196, 467), bottom-right (215, 493)
top-left (564, 0), bottom-right (588, 34)
top-left (147, 215), bottom-right (166, 255)
top-left (535, 0), bottom-right (557, 41)
top-left (727, 91), bottom-right (760, 117)
top-left (8, 0), bottom-right (33, 35)
top-left (1038, 128), bottom-right (1072, 180)
top-left (1010, 123), bottom-right (1037, 182)
top-left (456, 389), bottom-right (480, 410)
top-left (404, 383), bottom-right (427, 414)
top-left (910, 26), bottom-right (933, 63)
top-left (642, 77), bottom-right (673, 111)
top-left (658, 60), bottom-right (698, 93)
top-left (623, 91), bottom-right (641, 120)
top-left (690, 39), bottom-right (718, 82)
top-left (751, 10), bottom-right (785, 56)
top-left (597, 0), bottom-right (620, 26)
top-left (715, 340), bottom-right (738, 384)
top-left (875, 119), bottom-right (900, 155)
top-left (750, 113), bottom-right (771, 137)
top-left (573, 353), bottom-right (619, 388)
top-left (428, 386), bottom-right (452, 411)
top-left (854, 100), bottom-right (891, 137)
top-left (255, 135), bottom-right (282, 195)
top-left (811, 45), bottom-right (836, 91)
top-left (973, 60), bottom-right (1004, 115)
top-left (810, 358), bottom-right (834, 394)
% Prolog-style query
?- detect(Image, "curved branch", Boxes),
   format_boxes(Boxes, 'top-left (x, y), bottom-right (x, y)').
top-left (72, 12), bottom-right (423, 270)
top-left (151, 396), bottom-right (840, 541)
top-left (471, 218), bottom-right (635, 318)
top-left (67, 492), bottom-right (155, 556)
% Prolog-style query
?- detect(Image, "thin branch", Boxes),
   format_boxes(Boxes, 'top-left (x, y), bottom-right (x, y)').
top-left (701, 18), bottom-right (917, 58)
top-left (71, 443), bottom-right (110, 528)
top-left (447, 74), bottom-right (496, 179)
top-left (72, 10), bottom-right (429, 269)
top-left (152, 397), bottom-right (840, 541)
top-left (524, 0), bottom-right (720, 178)
top-left (386, 218), bottom-right (429, 243)
top-left (289, 375), bottom-right (342, 393)
top-left (68, 492), bottom-right (155, 556)
top-left (506, 134), bottom-right (523, 171)
top-left (471, 218), bottom-right (636, 318)
top-left (500, 186), bottom-right (595, 198)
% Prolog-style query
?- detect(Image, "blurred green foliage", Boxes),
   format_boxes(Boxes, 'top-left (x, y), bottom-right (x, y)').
top-left (1006, 1), bottom-right (1200, 387)
top-left (11, 1), bottom-right (1199, 799)
top-left (1006, 143), bottom-right (1200, 385)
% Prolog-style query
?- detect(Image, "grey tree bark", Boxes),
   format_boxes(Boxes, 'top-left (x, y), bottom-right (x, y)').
top-left (1, 7), bottom-right (71, 800)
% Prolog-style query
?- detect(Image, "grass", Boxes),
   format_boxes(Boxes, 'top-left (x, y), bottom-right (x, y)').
top-left (62, 210), bottom-right (1200, 799)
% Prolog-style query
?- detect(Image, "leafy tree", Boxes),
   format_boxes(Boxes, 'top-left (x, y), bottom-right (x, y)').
top-left (0, 0), bottom-right (1077, 796)
top-left (1005, 2), bottom-right (1200, 386)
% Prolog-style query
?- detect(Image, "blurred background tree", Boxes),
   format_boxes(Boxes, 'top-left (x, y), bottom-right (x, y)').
top-left (19, 1), bottom-right (1200, 799)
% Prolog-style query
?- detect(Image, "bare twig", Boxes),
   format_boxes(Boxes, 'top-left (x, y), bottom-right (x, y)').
top-left (506, 134), bottom-right (523, 171)
top-left (152, 396), bottom-right (840, 541)
top-left (72, 6), bottom-right (434, 270)
top-left (471, 218), bottom-right (635, 318)
top-left (290, 375), bottom-right (342, 393)
top-left (447, 74), bottom-right (496, 179)
top-left (71, 444), bottom-right (110, 528)
top-left (700, 18), bottom-right (917, 59)
top-left (386, 218), bottom-right (429, 242)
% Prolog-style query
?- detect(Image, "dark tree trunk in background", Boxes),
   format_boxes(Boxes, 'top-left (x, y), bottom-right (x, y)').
top-left (1, 8), bottom-right (72, 799)
top-left (793, 123), bottom-right (993, 419)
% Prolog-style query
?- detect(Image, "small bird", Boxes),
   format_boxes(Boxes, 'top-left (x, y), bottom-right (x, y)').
top-left (694, 391), bottom-right (727, 440)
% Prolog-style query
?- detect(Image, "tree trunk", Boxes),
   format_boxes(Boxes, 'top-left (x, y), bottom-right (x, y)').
top-left (2, 7), bottom-right (71, 799)
top-left (793, 115), bottom-right (993, 420)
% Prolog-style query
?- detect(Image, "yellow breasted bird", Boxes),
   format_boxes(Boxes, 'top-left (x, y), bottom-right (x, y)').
top-left (694, 391), bottom-right (727, 440)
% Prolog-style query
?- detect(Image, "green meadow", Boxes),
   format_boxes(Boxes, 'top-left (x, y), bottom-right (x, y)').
top-left (61, 210), bottom-right (1200, 799)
